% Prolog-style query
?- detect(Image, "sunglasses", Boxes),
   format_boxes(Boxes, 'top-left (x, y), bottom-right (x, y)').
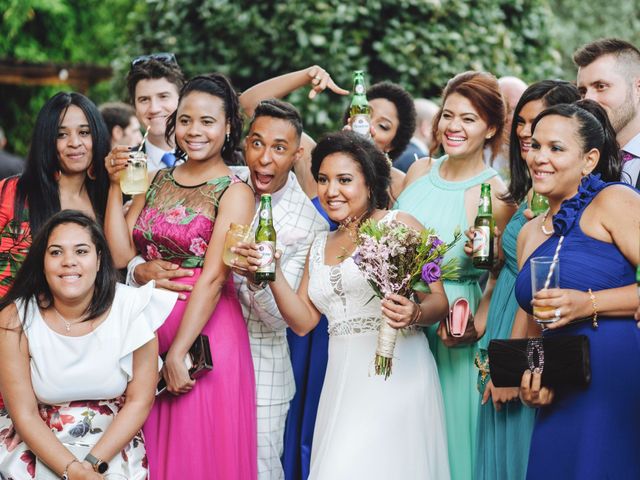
top-left (130, 52), bottom-right (178, 67)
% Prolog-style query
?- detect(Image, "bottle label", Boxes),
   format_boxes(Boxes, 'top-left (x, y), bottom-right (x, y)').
top-left (256, 241), bottom-right (276, 272)
top-left (259, 208), bottom-right (271, 220)
top-left (352, 114), bottom-right (371, 136)
top-left (473, 226), bottom-right (490, 258)
top-left (355, 84), bottom-right (365, 94)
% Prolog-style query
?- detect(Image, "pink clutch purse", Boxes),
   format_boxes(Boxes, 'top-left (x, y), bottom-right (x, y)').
top-left (447, 297), bottom-right (471, 337)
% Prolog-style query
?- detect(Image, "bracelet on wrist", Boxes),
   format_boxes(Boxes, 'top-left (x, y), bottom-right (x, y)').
top-left (588, 288), bottom-right (598, 329)
top-left (411, 303), bottom-right (421, 325)
top-left (61, 458), bottom-right (79, 480)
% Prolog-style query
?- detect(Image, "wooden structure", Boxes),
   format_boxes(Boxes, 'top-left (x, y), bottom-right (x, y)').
top-left (0, 59), bottom-right (112, 93)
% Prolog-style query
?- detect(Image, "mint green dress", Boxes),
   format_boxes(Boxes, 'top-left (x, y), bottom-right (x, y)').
top-left (395, 156), bottom-right (497, 480)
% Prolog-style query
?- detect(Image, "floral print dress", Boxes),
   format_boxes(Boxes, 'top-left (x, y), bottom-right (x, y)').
top-left (0, 176), bottom-right (30, 299)
top-left (0, 283), bottom-right (176, 479)
top-left (134, 169), bottom-right (257, 480)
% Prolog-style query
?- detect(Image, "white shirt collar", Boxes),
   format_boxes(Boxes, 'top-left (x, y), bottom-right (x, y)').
top-left (622, 132), bottom-right (640, 158)
top-left (145, 139), bottom-right (172, 171)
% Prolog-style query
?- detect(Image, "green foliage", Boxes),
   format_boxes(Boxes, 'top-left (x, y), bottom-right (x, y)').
top-left (0, 0), bottom-right (138, 155)
top-left (551, 0), bottom-right (640, 74)
top-left (124, 0), bottom-right (562, 139)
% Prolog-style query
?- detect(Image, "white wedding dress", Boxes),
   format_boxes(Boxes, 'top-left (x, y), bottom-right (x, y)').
top-left (307, 212), bottom-right (451, 480)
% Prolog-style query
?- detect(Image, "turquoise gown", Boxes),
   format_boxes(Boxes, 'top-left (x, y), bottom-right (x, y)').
top-left (395, 156), bottom-right (497, 480)
top-left (474, 203), bottom-right (535, 479)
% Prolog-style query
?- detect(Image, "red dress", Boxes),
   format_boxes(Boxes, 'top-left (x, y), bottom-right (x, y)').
top-left (0, 176), bottom-right (31, 299)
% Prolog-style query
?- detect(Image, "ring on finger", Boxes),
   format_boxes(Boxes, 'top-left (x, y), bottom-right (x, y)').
top-left (553, 307), bottom-right (561, 321)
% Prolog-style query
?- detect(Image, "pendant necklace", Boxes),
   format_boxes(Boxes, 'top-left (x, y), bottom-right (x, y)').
top-left (52, 307), bottom-right (84, 333)
top-left (540, 208), bottom-right (554, 236)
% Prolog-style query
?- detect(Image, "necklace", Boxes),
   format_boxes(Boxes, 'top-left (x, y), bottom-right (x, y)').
top-left (52, 306), bottom-right (85, 333)
top-left (540, 209), bottom-right (554, 236)
top-left (337, 208), bottom-right (371, 240)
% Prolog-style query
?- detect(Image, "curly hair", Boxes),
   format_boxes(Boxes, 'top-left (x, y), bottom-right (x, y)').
top-left (342, 81), bottom-right (416, 160)
top-left (311, 130), bottom-right (390, 210)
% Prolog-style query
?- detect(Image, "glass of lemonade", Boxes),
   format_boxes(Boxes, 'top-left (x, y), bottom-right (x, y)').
top-left (530, 256), bottom-right (560, 324)
top-left (223, 223), bottom-right (251, 267)
top-left (120, 151), bottom-right (149, 195)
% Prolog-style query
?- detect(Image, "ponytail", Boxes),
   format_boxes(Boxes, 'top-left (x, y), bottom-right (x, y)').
top-left (531, 100), bottom-right (621, 182)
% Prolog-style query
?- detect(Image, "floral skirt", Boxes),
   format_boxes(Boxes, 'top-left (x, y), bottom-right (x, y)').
top-left (0, 398), bottom-right (148, 479)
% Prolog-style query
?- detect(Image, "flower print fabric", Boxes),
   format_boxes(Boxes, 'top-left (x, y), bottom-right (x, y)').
top-left (0, 399), bottom-right (148, 479)
top-left (132, 169), bottom-right (233, 269)
top-left (0, 176), bottom-right (31, 298)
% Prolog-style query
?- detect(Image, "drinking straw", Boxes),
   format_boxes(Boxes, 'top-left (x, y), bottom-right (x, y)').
top-left (242, 207), bottom-right (261, 242)
top-left (543, 236), bottom-right (564, 289)
top-left (137, 126), bottom-right (149, 154)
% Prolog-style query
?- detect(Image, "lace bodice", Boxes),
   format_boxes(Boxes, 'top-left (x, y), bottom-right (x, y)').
top-left (307, 212), bottom-right (418, 337)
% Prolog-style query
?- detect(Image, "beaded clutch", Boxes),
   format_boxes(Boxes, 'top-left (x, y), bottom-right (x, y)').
top-left (488, 335), bottom-right (591, 388)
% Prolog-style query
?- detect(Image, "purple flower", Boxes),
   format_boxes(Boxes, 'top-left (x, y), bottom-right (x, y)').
top-left (428, 236), bottom-right (444, 254)
top-left (421, 262), bottom-right (441, 283)
top-left (352, 251), bottom-right (362, 265)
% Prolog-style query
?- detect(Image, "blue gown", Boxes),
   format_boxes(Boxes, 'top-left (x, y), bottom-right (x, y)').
top-left (282, 197), bottom-right (336, 480)
top-left (514, 175), bottom-right (640, 479)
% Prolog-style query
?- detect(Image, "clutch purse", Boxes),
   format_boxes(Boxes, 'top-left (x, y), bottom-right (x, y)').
top-left (488, 335), bottom-right (591, 388)
top-left (156, 334), bottom-right (213, 395)
top-left (447, 297), bottom-right (471, 337)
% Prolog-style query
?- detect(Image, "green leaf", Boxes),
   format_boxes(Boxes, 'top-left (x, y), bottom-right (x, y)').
top-left (412, 280), bottom-right (432, 294)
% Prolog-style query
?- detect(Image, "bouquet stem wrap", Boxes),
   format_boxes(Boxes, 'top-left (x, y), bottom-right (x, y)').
top-left (353, 217), bottom-right (461, 379)
top-left (375, 314), bottom-right (397, 379)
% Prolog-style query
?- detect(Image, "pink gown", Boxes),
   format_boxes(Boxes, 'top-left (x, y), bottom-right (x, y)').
top-left (133, 169), bottom-right (257, 480)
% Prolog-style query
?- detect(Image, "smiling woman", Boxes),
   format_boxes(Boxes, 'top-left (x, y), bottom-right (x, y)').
top-left (104, 73), bottom-right (257, 480)
top-left (395, 71), bottom-right (517, 480)
top-left (0, 92), bottom-right (110, 300)
top-left (0, 210), bottom-right (176, 479)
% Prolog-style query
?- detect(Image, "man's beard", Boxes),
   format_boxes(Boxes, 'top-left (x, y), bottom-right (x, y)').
top-left (611, 85), bottom-right (638, 134)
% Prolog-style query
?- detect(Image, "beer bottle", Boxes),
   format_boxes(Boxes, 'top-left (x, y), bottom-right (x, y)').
top-left (349, 70), bottom-right (371, 138)
top-left (255, 194), bottom-right (276, 282)
top-left (531, 191), bottom-right (549, 217)
top-left (472, 183), bottom-right (494, 269)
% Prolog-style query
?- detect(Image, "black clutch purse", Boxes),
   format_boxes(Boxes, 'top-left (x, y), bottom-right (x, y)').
top-left (488, 335), bottom-right (591, 388)
top-left (156, 334), bottom-right (213, 395)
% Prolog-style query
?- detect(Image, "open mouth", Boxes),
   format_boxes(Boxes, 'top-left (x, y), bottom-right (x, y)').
top-left (444, 133), bottom-right (466, 145)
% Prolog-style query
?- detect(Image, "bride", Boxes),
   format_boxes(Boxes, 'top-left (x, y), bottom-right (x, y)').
top-left (236, 130), bottom-right (451, 479)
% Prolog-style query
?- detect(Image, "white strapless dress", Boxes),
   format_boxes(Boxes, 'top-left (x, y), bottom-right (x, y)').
top-left (307, 213), bottom-right (450, 480)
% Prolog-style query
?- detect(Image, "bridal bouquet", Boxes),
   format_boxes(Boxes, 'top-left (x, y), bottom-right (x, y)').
top-left (352, 218), bottom-right (460, 379)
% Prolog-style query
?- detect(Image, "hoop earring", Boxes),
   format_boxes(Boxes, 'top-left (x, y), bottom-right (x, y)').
top-left (54, 170), bottom-right (61, 182)
top-left (87, 164), bottom-right (96, 180)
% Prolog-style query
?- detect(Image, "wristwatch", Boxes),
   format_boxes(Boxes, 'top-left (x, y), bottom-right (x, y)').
top-left (84, 453), bottom-right (109, 474)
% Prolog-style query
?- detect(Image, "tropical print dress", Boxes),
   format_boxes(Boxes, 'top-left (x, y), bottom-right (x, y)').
top-left (0, 176), bottom-right (30, 298)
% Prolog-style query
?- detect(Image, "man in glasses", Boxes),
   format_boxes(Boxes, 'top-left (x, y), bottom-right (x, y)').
top-left (126, 53), bottom-right (185, 170)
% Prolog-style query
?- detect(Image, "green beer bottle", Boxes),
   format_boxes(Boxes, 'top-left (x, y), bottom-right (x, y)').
top-left (350, 70), bottom-right (371, 138)
top-left (472, 183), bottom-right (494, 269)
top-left (255, 194), bottom-right (276, 282)
top-left (531, 191), bottom-right (550, 217)
top-left (636, 262), bottom-right (640, 300)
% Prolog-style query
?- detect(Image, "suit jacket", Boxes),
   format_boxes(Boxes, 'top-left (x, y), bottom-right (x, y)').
top-left (393, 140), bottom-right (426, 173)
top-left (0, 150), bottom-right (24, 180)
top-left (231, 167), bottom-right (329, 405)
